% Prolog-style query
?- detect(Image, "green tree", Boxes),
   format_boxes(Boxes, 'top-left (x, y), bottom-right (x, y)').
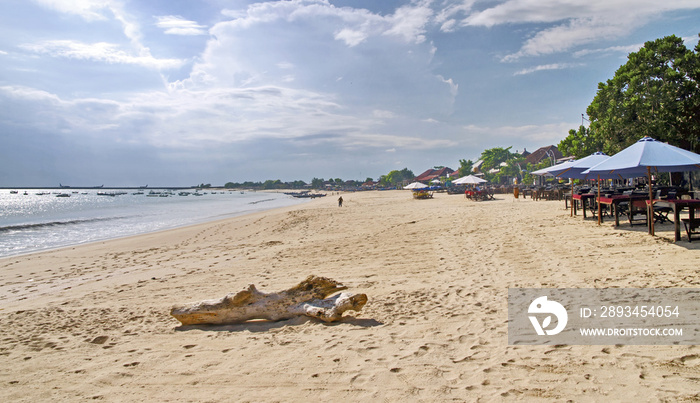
top-left (457, 159), bottom-right (473, 176)
top-left (311, 178), bottom-right (324, 189)
top-left (558, 125), bottom-right (605, 159)
top-left (479, 146), bottom-right (514, 172)
top-left (584, 34), bottom-right (700, 154)
top-left (380, 168), bottom-right (414, 186)
top-left (262, 179), bottom-right (282, 189)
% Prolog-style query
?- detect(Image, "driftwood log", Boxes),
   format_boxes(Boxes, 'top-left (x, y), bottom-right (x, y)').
top-left (170, 275), bottom-right (368, 325)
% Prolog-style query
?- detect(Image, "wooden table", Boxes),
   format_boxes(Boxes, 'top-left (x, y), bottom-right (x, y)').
top-left (597, 194), bottom-right (649, 226)
top-left (572, 194), bottom-right (597, 218)
top-left (651, 199), bottom-right (700, 241)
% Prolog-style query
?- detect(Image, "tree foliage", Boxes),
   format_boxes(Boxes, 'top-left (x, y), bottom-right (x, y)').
top-left (457, 159), bottom-right (473, 176)
top-left (560, 34), bottom-right (700, 155)
top-left (479, 146), bottom-right (515, 172)
top-left (380, 168), bottom-right (414, 186)
top-left (558, 125), bottom-right (605, 159)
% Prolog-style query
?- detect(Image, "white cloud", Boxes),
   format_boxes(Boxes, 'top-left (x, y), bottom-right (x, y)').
top-left (21, 40), bottom-right (185, 69)
top-left (373, 109), bottom-right (396, 119)
top-left (435, 0), bottom-right (476, 32)
top-left (222, 0), bottom-right (434, 47)
top-left (573, 35), bottom-right (699, 58)
top-left (0, 50), bottom-right (8, 55)
top-left (462, 122), bottom-right (574, 144)
top-left (514, 62), bottom-right (583, 75)
top-left (277, 61), bottom-right (295, 69)
top-left (334, 28), bottom-right (368, 47)
top-left (155, 15), bottom-right (207, 35)
top-left (573, 43), bottom-right (644, 58)
top-left (32, 0), bottom-right (112, 21)
top-left (383, 1), bottom-right (433, 44)
top-left (34, 1), bottom-right (154, 82)
top-left (502, 17), bottom-right (632, 61)
top-left (456, 0), bottom-right (700, 60)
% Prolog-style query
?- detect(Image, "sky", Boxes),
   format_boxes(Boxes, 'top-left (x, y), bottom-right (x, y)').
top-left (1, 0), bottom-right (699, 187)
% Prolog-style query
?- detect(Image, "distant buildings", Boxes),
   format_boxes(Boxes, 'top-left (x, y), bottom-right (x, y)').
top-left (414, 167), bottom-right (455, 183)
top-left (524, 145), bottom-right (564, 165)
top-left (410, 144), bottom-right (568, 185)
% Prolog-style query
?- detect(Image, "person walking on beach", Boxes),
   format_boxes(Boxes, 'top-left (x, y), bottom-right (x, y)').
top-left (338, 196), bottom-right (343, 207)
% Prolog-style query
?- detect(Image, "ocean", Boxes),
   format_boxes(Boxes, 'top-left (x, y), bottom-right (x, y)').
top-left (0, 189), bottom-right (309, 258)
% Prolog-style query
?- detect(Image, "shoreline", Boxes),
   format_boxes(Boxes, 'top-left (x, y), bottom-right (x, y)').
top-left (0, 190), bottom-right (312, 260)
top-left (1, 190), bottom-right (699, 401)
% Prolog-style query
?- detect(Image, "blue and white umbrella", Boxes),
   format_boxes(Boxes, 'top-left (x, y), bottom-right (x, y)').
top-left (550, 152), bottom-right (612, 179)
top-left (584, 137), bottom-right (700, 234)
top-left (583, 137), bottom-right (700, 178)
top-left (531, 160), bottom-right (576, 177)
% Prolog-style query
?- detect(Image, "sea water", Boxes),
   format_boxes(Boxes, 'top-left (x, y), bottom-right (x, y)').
top-left (0, 189), bottom-right (308, 258)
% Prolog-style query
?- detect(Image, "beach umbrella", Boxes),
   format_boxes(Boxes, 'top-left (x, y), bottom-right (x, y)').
top-left (403, 182), bottom-right (428, 190)
top-left (532, 160), bottom-right (577, 177)
top-left (453, 175), bottom-right (487, 184)
top-left (532, 153), bottom-right (612, 218)
top-left (550, 152), bottom-right (611, 180)
top-left (584, 137), bottom-right (700, 235)
top-left (548, 152), bottom-right (611, 222)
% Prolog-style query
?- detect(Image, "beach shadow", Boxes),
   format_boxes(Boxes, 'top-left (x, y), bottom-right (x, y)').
top-left (174, 316), bottom-right (384, 333)
top-left (607, 221), bottom-right (700, 250)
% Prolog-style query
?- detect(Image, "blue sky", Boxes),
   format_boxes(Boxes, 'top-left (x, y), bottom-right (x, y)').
top-left (1, 0), bottom-right (699, 186)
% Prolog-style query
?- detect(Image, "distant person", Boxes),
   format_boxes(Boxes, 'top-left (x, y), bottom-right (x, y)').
top-left (338, 196), bottom-right (343, 207)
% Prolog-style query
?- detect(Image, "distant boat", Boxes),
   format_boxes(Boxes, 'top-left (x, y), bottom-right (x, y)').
top-left (10, 190), bottom-right (18, 194)
top-left (56, 193), bottom-right (71, 198)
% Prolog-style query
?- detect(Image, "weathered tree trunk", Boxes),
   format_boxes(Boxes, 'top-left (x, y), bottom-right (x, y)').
top-left (170, 275), bottom-right (368, 325)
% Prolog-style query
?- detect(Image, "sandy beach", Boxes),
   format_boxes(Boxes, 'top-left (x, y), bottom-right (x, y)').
top-left (1, 190), bottom-right (699, 402)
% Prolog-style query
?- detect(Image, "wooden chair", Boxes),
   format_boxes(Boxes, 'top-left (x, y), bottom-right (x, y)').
top-left (627, 199), bottom-right (648, 226)
top-left (681, 218), bottom-right (700, 242)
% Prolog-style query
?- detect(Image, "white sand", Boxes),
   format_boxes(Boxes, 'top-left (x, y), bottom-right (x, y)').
top-left (1, 190), bottom-right (699, 401)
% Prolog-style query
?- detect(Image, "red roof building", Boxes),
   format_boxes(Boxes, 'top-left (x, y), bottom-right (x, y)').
top-left (414, 167), bottom-right (455, 182)
top-left (524, 145), bottom-right (563, 165)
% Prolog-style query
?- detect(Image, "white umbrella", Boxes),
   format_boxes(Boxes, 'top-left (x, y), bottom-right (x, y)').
top-left (403, 182), bottom-right (428, 189)
top-left (453, 175), bottom-right (487, 184)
